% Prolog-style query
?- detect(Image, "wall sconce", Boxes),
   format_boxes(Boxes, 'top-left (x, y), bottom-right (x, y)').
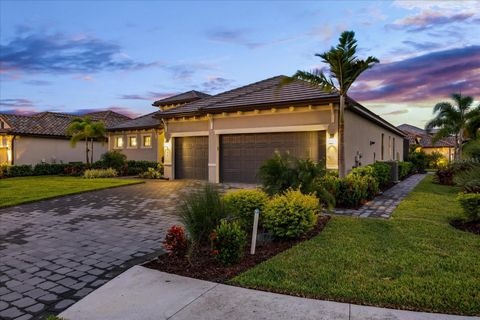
top-left (164, 139), bottom-right (171, 150)
top-left (370, 141), bottom-right (375, 146)
top-left (327, 134), bottom-right (337, 145)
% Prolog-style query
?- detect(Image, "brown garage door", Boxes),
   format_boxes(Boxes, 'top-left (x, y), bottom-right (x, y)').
top-left (175, 136), bottom-right (208, 180)
top-left (220, 131), bottom-right (326, 183)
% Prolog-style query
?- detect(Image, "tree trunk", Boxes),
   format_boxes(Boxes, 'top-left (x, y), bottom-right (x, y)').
top-left (338, 95), bottom-right (346, 178)
top-left (85, 139), bottom-right (89, 165)
top-left (454, 134), bottom-right (459, 161)
top-left (458, 129), bottom-right (464, 160)
top-left (90, 138), bottom-right (94, 164)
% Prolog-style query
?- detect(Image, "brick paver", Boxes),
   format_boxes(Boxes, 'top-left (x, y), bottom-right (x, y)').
top-left (0, 180), bottom-right (204, 319)
top-left (334, 174), bottom-right (427, 218)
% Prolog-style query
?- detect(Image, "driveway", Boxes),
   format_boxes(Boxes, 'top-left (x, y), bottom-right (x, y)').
top-left (0, 180), bottom-right (203, 320)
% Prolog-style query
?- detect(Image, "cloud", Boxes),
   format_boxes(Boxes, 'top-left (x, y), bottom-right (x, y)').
top-left (23, 80), bottom-right (51, 86)
top-left (0, 98), bottom-right (35, 109)
top-left (401, 40), bottom-right (443, 51)
top-left (164, 62), bottom-right (215, 80)
top-left (0, 30), bottom-right (158, 75)
top-left (201, 77), bottom-right (235, 93)
top-left (387, 10), bottom-right (474, 32)
top-left (308, 25), bottom-right (333, 42)
top-left (350, 46), bottom-right (480, 103)
top-left (206, 28), bottom-right (262, 49)
top-left (119, 91), bottom-right (178, 101)
top-left (380, 109), bottom-right (408, 116)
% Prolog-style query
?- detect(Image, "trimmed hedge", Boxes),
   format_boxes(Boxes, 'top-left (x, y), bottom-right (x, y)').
top-left (223, 189), bottom-right (269, 231)
top-left (456, 193), bottom-right (480, 221)
top-left (398, 161), bottom-right (414, 180)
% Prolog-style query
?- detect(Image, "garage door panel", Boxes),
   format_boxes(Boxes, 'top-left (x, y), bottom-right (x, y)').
top-left (220, 131), bottom-right (326, 183)
top-left (175, 136), bottom-right (208, 180)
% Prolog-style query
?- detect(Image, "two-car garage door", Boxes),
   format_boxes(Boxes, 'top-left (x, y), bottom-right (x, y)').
top-left (174, 131), bottom-right (326, 183)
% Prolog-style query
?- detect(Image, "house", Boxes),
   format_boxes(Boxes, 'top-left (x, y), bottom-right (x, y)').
top-left (106, 91), bottom-right (210, 162)
top-left (398, 123), bottom-right (455, 161)
top-left (0, 111), bottom-right (130, 165)
top-left (155, 75), bottom-right (405, 183)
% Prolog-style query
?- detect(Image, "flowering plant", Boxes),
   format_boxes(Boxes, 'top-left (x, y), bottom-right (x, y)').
top-left (163, 225), bottom-right (188, 257)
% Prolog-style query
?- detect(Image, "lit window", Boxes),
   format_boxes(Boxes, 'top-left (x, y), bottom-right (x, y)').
top-left (143, 135), bottom-right (152, 148)
top-left (128, 135), bottom-right (138, 148)
top-left (114, 136), bottom-right (124, 148)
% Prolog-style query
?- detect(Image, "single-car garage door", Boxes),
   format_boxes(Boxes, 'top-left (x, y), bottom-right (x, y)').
top-left (220, 131), bottom-right (326, 183)
top-left (175, 136), bottom-right (208, 180)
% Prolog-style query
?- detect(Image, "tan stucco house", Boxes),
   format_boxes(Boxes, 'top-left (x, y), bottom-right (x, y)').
top-left (0, 111), bottom-right (129, 165)
top-left (153, 76), bottom-right (405, 183)
top-left (398, 123), bottom-right (455, 161)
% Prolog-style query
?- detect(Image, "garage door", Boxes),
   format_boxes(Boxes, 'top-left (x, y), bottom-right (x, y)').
top-left (174, 136), bottom-right (208, 180)
top-left (220, 131), bottom-right (326, 183)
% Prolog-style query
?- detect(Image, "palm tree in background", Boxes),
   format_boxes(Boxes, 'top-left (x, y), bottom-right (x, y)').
top-left (426, 93), bottom-right (480, 160)
top-left (287, 31), bottom-right (379, 177)
top-left (67, 116), bottom-right (106, 165)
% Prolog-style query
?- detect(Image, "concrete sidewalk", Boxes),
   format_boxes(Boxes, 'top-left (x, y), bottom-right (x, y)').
top-left (60, 266), bottom-right (478, 320)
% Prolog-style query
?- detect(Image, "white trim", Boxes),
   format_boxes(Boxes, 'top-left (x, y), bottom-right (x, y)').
top-left (208, 163), bottom-right (217, 167)
top-left (170, 131), bottom-right (209, 137)
top-left (214, 124), bottom-right (329, 135)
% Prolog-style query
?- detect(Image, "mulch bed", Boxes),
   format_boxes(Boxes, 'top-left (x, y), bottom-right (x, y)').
top-left (144, 215), bottom-right (331, 283)
top-left (450, 219), bottom-right (480, 235)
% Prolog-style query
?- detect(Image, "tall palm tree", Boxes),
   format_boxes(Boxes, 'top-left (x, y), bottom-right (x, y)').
top-left (86, 121), bottom-right (106, 164)
top-left (426, 94), bottom-right (480, 160)
top-left (288, 31), bottom-right (379, 177)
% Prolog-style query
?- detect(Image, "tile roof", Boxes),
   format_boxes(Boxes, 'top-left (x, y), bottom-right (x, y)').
top-left (398, 124), bottom-right (455, 148)
top-left (0, 111), bottom-right (131, 137)
top-left (107, 111), bottom-right (160, 131)
top-left (152, 90), bottom-right (211, 107)
top-left (157, 75), bottom-right (338, 117)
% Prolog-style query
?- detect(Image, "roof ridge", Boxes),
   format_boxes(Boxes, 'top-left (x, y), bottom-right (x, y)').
top-left (197, 75), bottom-right (286, 110)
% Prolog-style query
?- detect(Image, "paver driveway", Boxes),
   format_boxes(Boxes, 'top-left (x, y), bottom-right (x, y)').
top-left (0, 180), bottom-right (203, 320)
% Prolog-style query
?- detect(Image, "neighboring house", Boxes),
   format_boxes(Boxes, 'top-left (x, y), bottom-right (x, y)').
top-left (398, 123), bottom-right (455, 161)
top-left (106, 90), bottom-right (210, 162)
top-left (0, 111), bottom-right (130, 165)
top-left (155, 75), bottom-right (405, 183)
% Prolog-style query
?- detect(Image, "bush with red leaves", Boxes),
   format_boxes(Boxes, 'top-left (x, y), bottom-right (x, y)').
top-left (163, 225), bottom-right (188, 257)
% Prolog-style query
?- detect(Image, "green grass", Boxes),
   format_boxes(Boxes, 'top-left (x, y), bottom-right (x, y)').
top-left (232, 175), bottom-right (480, 315)
top-left (0, 176), bottom-right (143, 208)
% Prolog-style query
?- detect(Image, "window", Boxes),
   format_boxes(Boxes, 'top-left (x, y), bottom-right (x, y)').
top-left (381, 134), bottom-right (384, 160)
top-left (128, 135), bottom-right (138, 148)
top-left (114, 136), bottom-right (124, 149)
top-left (142, 134), bottom-right (152, 148)
top-left (393, 137), bottom-right (396, 160)
top-left (388, 136), bottom-right (392, 159)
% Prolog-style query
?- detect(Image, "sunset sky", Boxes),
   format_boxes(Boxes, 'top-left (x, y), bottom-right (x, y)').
top-left (1, 0), bottom-right (479, 127)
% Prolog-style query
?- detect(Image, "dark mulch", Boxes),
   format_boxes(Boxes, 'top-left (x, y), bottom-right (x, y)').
top-left (450, 219), bottom-right (480, 235)
top-left (144, 215), bottom-right (331, 283)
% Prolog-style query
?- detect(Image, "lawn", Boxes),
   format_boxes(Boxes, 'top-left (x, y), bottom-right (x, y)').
top-left (232, 175), bottom-right (480, 316)
top-left (0, 176), bottom-right (143, 208)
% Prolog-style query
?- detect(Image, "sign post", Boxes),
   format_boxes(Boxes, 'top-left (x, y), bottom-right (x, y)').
top-left (250, 209), bottom-right (260, 255)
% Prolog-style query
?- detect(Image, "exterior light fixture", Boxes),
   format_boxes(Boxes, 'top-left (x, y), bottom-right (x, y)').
top-left (327, 134), bottom-right (337, 145)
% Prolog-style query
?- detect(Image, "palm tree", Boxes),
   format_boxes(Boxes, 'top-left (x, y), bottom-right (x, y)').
top-left (426, 94), bottom-right (480, 160)
top-left (68, 116), bottom-right (92, 164)
top-left (86, 121), bottom-right (106, 164)
top-left (287, 31), bottom-right (379, 177)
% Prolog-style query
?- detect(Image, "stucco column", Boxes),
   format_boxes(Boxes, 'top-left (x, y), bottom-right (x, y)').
top-left (207, 115), bottom-right (219, 183)
top-left (163, 126), bottom-right (174, 180)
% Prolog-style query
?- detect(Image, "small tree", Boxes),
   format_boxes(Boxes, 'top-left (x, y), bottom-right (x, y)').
top-left (67, 116), bottom-right (106, 165)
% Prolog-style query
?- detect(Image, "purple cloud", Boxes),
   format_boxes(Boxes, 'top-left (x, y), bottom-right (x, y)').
top-left (119, 91), bottom-right (178, 101)
top-left (206, 28), bottom-right (262, 49)
top-left (387, 11), bottom-right (474, 32)
top-left (381, 109), bottom-right (409, 116)
top-left (201, 77), bottom-right (235, 92)
top-left (0, 98), bottom-right (35, 109)
top-left (351, 46), bottom-right (480, 103)
top-left (0, 30), bottom-right (158, 75)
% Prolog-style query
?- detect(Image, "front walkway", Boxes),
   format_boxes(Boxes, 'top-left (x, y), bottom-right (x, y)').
top-left (0, 180), bottom-right (203, 320)
top-left (60, 266), bottom-right (478, 320)
top-left (334, 174), bottom-right (427, 219)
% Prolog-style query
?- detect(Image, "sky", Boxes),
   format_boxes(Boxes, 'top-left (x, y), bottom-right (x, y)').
top-left (0, 0), bottom-right (479, 127)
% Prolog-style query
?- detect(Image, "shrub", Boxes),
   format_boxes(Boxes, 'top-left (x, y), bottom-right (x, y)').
top-left (427, 151), bottom-right (447, 169)
top-left (126, 160), bottom-right (163, 175)
top-left (454, 166), bottom-right (480, 193)
top-left (398, 161), bottom-right (414, 180)
top-left (0, 163), bottom-right (10, 178)
top-left (337, 174), bottom-right (370, 208)
top-left (8, 165), bottom-right (33, 177)
top-left (258, 152), bottom-right (334, 208)
top-left (180, 184), bottom-right (226, 247)
top-left (100, 151), bottom-right (127, 173)
top-left (139, 167), bottom-right (163, 179)
top-left (456, 193), bottom-right (480, 221)
top-left (409, 150), bottom-right (428, 173)
top-left (83, 168), bottom-right (118, 179)
top-left (33, 163), bottom-right (68, 176)
top-left (211, 220), bottom-right (247, 265)
top-left (64, 163), bottom-right (87, 176)
top-left (223, 189), bottom-right (269, 231)
top-left (163, 225), bottom-right (188, 257)
top-left (434, 161), bottom-right (479, 185)
top-left (263, 189), bottom-right (319, 239)
top-left (370, 162), bottom-right (392, 189)
top-left (350, 165), bottom-right (380, 199)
